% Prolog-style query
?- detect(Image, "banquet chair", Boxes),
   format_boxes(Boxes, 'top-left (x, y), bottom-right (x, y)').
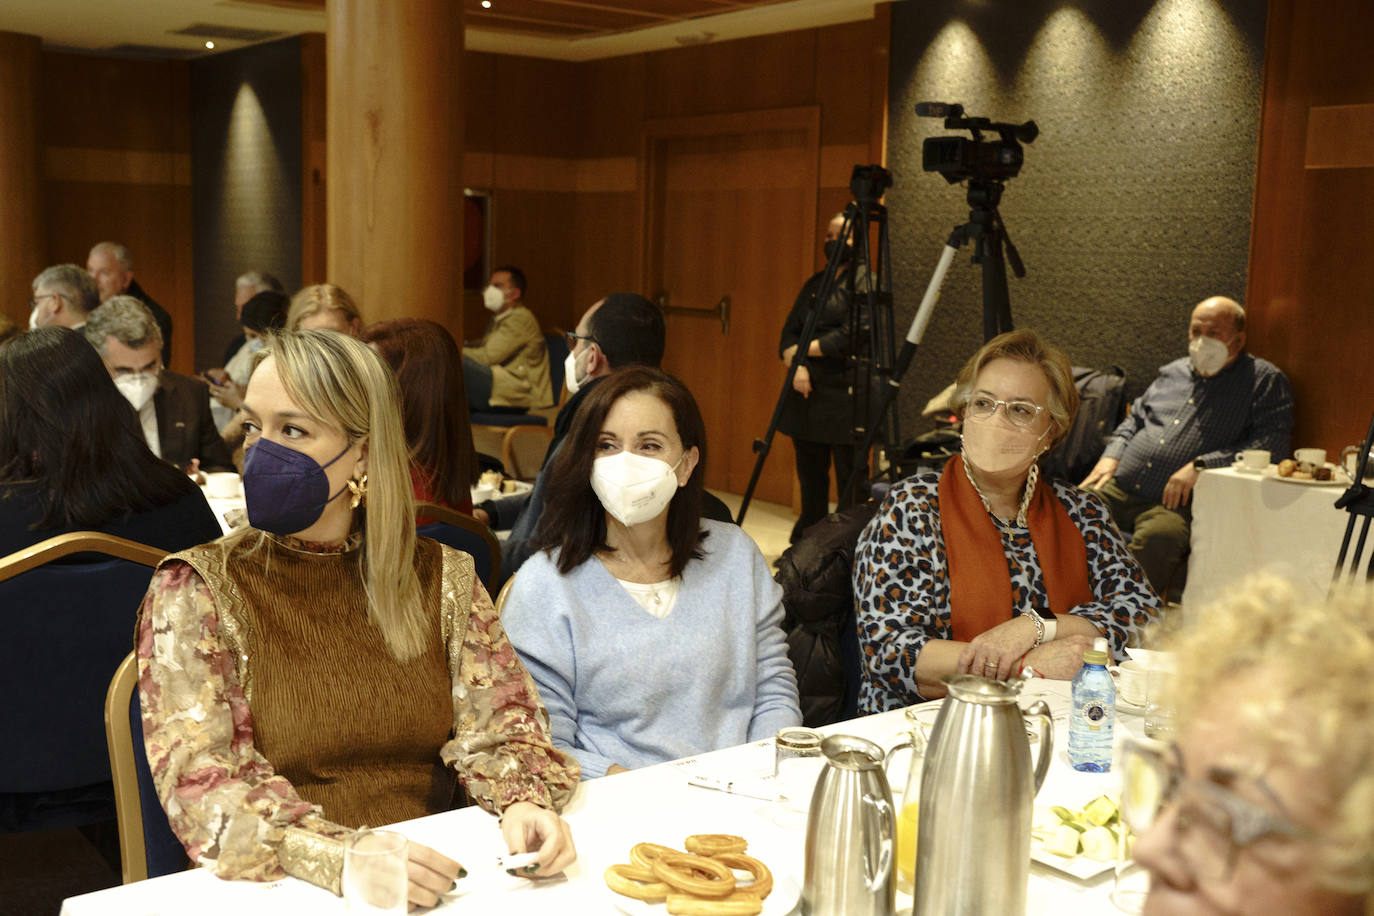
top-left (416, 502), bottom-right (502, 590)
top-left (470, 331), bottom-right (568, 480)
top-left (105, 652), bottom-right (188, 883)
top-left (0, 532), bottom-right (164, 834)
top-left (1333, 411), bottom-right (1374, 583)
top-left (494, 577), bottom-right (516, 616)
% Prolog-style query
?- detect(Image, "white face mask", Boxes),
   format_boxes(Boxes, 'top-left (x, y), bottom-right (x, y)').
top-left (246, 337), bottom-right (266, 353)
top-left (592, 450), bottom-right (685, 528)
top-left (115, 372), bottom-right (159, 411)
top-left (482, 285), bottom-right (506, 312)
top-left (564, 346), bottom-right (588, 395)
top-left (1189, 335), bottom-right (1230, 377)
top-left (28, 307), bottom-right (42, 330)
top-left (961, 414), bottom-right (1049, 477)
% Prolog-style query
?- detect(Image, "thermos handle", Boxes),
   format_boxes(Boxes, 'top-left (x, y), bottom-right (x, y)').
top-left (862, 792), bottom-right (894, 893)
top-left (1024, 700), bottom-right (1054, 793)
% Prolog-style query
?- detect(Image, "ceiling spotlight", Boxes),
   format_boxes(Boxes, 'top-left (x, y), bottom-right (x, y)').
top-left (205, 40), bottom-right (215, 49)
top-left (481, 1), bottom-right (491, 7)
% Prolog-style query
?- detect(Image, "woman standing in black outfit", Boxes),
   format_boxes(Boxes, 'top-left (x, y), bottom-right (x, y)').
top-left (0, 327), bottom-right (222, 556)
top-left (777, 212), bottom-right (865, 544)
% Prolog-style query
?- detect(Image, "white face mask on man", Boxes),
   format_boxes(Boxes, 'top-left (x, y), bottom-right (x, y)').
top-left (564, 346), bottom-right (589, 395)
top-left (482, 285), bottom-right (506, 312)
top-left (114, 372), bottom-right (159, 412)
top-left (591, 450), bottom-right (685, 528)
top-left (1188, 335), bottom-right (1230, 377)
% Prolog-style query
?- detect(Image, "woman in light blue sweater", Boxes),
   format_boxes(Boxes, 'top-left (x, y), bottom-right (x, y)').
top-left (502, 367), bottom-right (801, 778)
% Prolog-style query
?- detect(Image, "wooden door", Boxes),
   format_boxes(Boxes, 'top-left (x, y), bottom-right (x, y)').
top-left (643, 109), bottom-right (819, 504)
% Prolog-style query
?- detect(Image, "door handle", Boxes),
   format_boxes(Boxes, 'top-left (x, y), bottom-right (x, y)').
top-left (656, 292), bottom-right (730, 335)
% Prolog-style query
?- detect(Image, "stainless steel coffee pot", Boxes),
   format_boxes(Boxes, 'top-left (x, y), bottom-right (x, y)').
top-left (802, 734), bottom-right (896, 916)
top-left (913, 675), bottom-right (1053, 915)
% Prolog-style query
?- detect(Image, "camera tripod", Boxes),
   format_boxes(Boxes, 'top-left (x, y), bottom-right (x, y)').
top-left (736, 167), bottom-right (901, 526)
top-left (835, 174), bottom-right (1028, 497)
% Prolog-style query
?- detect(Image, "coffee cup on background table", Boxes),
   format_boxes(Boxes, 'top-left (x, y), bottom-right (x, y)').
top-left (1234, 449), bottom-right (1270, 471)
top-left (1293, 447), bottom-right (1327, 473)
top-left (1107, 659), bottom-right (1148, 707)
top-left (1342, 445), bottom-right (1374, 481)
top-left (205, 472), bottom-right (242, 499)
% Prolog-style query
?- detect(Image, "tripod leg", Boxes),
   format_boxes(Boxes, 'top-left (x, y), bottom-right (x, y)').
top-left (981, 227), bottom-right (1014, 339)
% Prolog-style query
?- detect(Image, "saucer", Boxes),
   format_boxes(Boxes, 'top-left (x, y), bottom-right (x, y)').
top-left (1230, 462), bottom-right (1267, 475)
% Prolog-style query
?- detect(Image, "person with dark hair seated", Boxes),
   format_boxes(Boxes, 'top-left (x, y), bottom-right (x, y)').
top-left (462, 265), bottom-right (552, 411)
top-left (502, 367), bottom-right (800, 778)
top-left (363, 318), bottom-right (481, 517)
top-left (0, 327), bottom-right (221, 556)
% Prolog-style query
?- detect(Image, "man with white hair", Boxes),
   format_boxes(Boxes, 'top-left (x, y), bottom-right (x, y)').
top-left (87, 241), bottom-right (173, 366)
top-left (28, 264), bottom-right (99, 330)
top-left (84, 296), bottom-right (232, 472)
top-left (1081, 295), bottom-right (1293, 598)
top-left (223, 270), bottom-right (283, 365)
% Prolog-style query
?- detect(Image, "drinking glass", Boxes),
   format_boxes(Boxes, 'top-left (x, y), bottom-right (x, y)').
top-left (774, 726), bottom-right (825, 808)
top-left (1111, 823), bottom-right (1149, 913)
top-left (1143, 667), bottom-right (1176, 740)
top-left (344, 830), bottom-right (409, 914)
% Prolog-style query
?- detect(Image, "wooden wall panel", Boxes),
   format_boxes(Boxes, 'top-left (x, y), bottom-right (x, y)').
top-left (0, 32), bottom-right (44, 328)
top-left (40, 52), bottom-right (194, 372)
top-left (643, 30), bottom-right (818, 119)
top-left (1246, 0), bottom-right (1374, 455)
top-left (301, 32), bottom-right (327, 286)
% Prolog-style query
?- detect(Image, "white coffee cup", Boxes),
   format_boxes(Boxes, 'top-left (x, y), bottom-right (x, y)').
top-left (1107, 659), bottom-right (1148, 707)
top-left (1294, 447), bottom-right (1327, 471)
top-left (205, 472), bottom-right (241, 499)
top-left (1235, 449), bottom-right (1270, 471)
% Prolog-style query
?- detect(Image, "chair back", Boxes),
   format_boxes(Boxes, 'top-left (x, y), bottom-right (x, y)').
top-left (105, 652), bottom-right (188, 882)
top-left (0, 534), bottom-right (165, 815)
top-left (416, 502), bottom-right (502, 590)
top-left (544, 330), bottom-right (570, 407)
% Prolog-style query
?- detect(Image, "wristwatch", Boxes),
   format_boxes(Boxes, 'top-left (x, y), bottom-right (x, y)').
top-left (1193, 457), bottom-right (1207, 471)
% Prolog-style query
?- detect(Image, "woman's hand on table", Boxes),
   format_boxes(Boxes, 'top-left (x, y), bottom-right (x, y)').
top-left (499, 801), bottom-right (577, 878)
top-left (1023, 634), bottom-right (1095, 679)
top-left (958, 615), bottom-right (1039, 680)
top-left (405, 840), bottom-right (463, 911)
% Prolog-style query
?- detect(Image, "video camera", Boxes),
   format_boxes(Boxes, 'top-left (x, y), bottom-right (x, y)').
top-left (915, 102), bottom-right (1038, 184)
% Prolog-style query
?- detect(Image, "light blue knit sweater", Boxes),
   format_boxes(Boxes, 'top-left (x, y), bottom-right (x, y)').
top-left (502, 520), bottom-right (801, 778)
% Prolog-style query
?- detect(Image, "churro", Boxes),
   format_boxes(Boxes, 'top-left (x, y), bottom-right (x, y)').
top-left (604, 863), bottom-right (671, 901)
top-left (711, 853), bottom-right (773, 899)
top-left (630, 841), bottom-right (679, 870)
top-left (651, 853), bottom-right (737, 898)
top-left (684, 833), bottom-right (748, 856)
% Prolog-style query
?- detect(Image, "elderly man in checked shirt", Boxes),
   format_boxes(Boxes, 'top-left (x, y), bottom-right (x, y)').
top-left (1080, 296), bottom-right (1294, 599)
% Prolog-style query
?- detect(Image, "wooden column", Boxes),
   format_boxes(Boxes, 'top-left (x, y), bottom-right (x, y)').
top-left (326, 1), bottom-right (464, 332)
top-left (0, 31), bottom-right (45, 327)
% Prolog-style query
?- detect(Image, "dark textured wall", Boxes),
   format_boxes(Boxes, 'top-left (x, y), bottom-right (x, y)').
top-left (191, 37), bottom-right (303, 370)
top-left (886, 0), bottom-right (1267, 439)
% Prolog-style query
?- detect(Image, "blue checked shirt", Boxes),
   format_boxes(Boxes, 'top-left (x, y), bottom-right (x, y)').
top-left (1104, 352), bottom-right (1294, 502)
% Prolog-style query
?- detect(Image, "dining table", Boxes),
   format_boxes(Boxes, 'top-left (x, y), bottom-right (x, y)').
top-left (1182, 465), bottom-right (1353, 618)
top-left (62, 678), bottom-right (1145, 915)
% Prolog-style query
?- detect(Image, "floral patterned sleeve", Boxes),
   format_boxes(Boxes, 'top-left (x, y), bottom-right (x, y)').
top-left (441, 573), bottom-right (581, 813)
top-left (138, 560), bottom-right (353, 893)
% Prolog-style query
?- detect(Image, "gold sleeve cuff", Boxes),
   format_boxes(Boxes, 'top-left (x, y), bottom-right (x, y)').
top-left (280, 827), bottom-right (347, 895)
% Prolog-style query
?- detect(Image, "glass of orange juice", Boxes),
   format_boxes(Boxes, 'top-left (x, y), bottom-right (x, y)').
top-left (883, 709), bottom-right (929, 893)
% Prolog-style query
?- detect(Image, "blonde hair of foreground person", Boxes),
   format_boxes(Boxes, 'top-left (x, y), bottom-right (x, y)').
top-left (286, 283), bottom-right (363, 333)
top-left (1167, 575), bottom-right (1374, 906)
top-left (241, 328), bottom-right (427, 660)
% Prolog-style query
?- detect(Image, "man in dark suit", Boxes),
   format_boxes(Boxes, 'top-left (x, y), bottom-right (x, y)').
top-left (88, 241), bottom-right (174, 367)
top-left (85, 296), bottom-right (233, 472)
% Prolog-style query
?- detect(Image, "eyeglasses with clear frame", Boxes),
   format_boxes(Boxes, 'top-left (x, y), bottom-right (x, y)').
top-left (29, 292), bottom-right (63, 309)
top-left (965, 394), bottom-right (1047, 429)
top-left (1119, 738), bottom-right (1309, 883)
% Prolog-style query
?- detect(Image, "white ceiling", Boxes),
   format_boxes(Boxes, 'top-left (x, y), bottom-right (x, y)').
top-left (0, 0), bottom-right (881, 62)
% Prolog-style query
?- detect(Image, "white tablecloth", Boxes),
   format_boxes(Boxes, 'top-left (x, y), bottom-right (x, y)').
top-left (62, 680), bottom-right (1142, 916)
top-left (1182, 466), bottom-right (1352, 617)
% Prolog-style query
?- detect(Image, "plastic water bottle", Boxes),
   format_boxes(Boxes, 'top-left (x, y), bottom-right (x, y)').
top-left (1069, 637), bottom-right (1115, 772)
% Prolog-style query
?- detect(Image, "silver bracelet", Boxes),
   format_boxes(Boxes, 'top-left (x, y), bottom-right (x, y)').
top-left (1027, 611), bottom-right (1046, 647)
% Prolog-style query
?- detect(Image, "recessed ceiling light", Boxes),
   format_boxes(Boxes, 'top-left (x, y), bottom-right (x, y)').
top-left (481, 1), bottom-right (491, 8)
top-left (205, 40), bottom-right (215, 49)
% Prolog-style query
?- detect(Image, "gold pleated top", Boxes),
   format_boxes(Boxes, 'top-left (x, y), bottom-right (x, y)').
top-left (228, 533), bottom-right (454, 829)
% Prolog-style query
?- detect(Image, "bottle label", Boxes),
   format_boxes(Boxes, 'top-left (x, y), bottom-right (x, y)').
top-left (1078, 700), bottom-right (1112, 725)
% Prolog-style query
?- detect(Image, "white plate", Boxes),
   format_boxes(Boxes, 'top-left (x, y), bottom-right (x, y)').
top-left (1031, 842), bottom-right (1116, 880)
top-left (610, 873), bottom-right (800, 916)
top-left (1262, 462), bottom-right (1347, 487)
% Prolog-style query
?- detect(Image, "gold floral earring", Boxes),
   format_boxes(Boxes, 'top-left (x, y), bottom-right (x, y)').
top-left (347, 473), bottom-right (368, 509)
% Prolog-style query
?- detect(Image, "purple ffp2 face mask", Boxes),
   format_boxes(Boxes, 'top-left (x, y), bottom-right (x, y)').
top-left (242, 437), bottom-right (352, 535)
